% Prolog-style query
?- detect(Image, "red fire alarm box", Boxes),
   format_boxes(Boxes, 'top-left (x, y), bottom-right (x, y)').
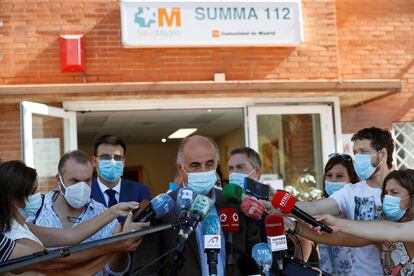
top-left (60, 35), bottom-right (86, 72)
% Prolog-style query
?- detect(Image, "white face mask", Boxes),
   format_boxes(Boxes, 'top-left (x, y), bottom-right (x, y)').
top-left (59, 175), bottom-right (91, 209)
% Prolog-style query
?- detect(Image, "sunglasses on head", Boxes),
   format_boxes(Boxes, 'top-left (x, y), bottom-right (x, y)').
top-left (328, 153), bottom-right (353, 162)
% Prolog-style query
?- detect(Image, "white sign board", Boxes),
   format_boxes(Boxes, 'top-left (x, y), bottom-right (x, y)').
top-left (121, 0), bottom-right (304, 47)
top-left (33, 138), bottom-right (60, 177)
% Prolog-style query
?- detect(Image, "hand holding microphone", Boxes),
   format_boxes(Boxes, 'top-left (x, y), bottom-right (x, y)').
top-left (132, 193), bottom-right (174, 223)
top-left (271, 191), bottom-right (333, 233)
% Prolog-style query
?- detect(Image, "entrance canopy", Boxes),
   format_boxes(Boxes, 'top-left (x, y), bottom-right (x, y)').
top-left (0, 79), bottom-right (402, 107)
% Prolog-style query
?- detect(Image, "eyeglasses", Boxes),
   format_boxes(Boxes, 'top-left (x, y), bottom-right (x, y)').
top-left (328, 153), bottom-right (353, 162)
top-left (97, 154), bottom-right (125, 161)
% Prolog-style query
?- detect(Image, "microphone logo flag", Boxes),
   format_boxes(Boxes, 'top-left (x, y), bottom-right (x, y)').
top-left (232, 213), bottom-right (239, 222)
top-left (267, 235), bottom-right (288, 251)
top-left (204, 234), bottom-right (221, 249)
top-left (220, 213), bottom-right (227, 222)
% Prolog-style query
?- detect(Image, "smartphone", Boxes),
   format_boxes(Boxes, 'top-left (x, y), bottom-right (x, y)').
top-left (244, 177), bottom-right (269, 200)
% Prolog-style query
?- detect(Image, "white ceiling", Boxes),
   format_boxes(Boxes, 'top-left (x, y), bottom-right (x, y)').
top-left (77, 108), bottom-right (244, 145)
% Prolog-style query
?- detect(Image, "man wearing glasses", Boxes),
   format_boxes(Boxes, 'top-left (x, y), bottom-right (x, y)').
top-left (91, 135), bottom-right (151, 221)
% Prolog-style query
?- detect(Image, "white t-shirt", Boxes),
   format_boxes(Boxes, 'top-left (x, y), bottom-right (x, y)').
top-left (330, 181), bottom-right (383, 276)
top-left (3, 219), bottom-right (43, 245)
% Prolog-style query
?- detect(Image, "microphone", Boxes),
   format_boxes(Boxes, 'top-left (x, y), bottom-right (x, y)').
top-left (176, 194), bottom-right (213, 250)
top-left (240, 195), bottom-right (266, 220)
top-left (222, 183), bottom-right (245, 204)
top-left (176, 187), bottom-right (196, 225)
top-left (265, 214), bottom-right (288, 271)
top-left (252, 243), bottom-right (273, 275)
top-left (219, 208), bottom-right (240, 232)
top-left (202, 215), bottom-right (221, 276)
top-left (132, 193), bottom-right (174, 222)
top-left (271, 191), bottom-right (333, 233)
top-left (219, 208), bottom-right (239, 266)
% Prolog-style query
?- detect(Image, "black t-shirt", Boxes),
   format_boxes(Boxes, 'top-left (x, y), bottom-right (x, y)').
top-left (0, 233), bottom-right (15, 262)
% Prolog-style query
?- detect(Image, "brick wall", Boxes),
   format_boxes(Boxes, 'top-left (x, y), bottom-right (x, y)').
top-left (0, 104), bottom-right (21, 162)
top-left (336, 0), bottom-right (414, 132)
top-left (0, 0), bottom-right (339, 84)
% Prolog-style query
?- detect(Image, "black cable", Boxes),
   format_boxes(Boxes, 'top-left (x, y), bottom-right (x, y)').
top-left (133, 246), bottom-right (176, 274)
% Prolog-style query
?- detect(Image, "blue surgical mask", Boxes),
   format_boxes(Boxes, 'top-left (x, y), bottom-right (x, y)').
top-left (229, 169), bottom-right (255, 188)
top-left (184, 168), bottom-right (217, 195)
top-left (98, 159), bottom-right (124, 182)
top-left (383, 195), bottom-right (409, 221)
top-left (20, 192), bottom-right (43, 218)
top-left (353, 151), bottom-right (381, 180)
top-left (324, 181), bottom-right (346, 196)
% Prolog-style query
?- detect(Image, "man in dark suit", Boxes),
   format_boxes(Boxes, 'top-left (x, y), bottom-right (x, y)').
top-left (91, 135), bottom-right (151, 214)
top-left (131, 135), bottom-right (260, 276)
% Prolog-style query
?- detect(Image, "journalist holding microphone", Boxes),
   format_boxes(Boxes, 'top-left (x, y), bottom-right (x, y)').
top-left (132, 135), bottom-right (261, 276)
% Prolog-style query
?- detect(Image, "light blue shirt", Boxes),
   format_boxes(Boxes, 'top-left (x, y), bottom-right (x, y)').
top-left (33, 189), bottom-right (129, 276)
top-left (195, 190), bottom-right (226, 276)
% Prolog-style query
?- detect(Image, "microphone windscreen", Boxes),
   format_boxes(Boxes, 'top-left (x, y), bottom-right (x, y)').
top-left (240, 195), bottom-right (266, 220)
top-left (151, 193), bottom-right (174, 218)
top-left (202, 215), bottom-right (221, 235)
top-left (176, 187), bottom-right (195, 210)
top-left (190, 194), bottom-right (213, 220)
top-left (219, 208), bottom-right (240, 232)
top-left (271, 191), bottom-right (296, 214)
top-left (222, 183), bottom-right (245, 204)
top-left (265, 214), bottom-right (285, 236)
top-left (252, 243), bottom-right (273, 270)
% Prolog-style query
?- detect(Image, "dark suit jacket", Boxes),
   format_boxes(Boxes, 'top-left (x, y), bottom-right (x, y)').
top-left (91, 178), bottom-right (151, 207)
top-left (131, 187), bottom-right (261, 276)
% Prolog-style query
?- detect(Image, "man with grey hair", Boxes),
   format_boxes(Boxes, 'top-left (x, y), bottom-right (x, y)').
top-left (227, 147), bottom-right (262, 187)
top-left (34, 150), bottom-right (147, 276)
top-left (132, 135), bottom-right (260, 276)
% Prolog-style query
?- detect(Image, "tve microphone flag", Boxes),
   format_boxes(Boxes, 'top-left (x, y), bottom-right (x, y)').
top-left (252, 243), bottom-right (273, 275)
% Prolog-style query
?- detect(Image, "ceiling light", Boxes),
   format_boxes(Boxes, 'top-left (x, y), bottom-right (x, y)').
top-left (168, 128), bottom-right (197, 139)
top-left (161, 138), bottom-right (167, 143)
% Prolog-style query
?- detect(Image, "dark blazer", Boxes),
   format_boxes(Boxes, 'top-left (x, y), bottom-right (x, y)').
top-left (91, 178), bottom-right (151, 207)
top-left (131, 187), bottom-right (261, 276)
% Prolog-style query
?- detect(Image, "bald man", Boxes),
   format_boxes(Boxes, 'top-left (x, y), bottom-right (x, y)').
top-left (132, 135), bottom-right (260, 276)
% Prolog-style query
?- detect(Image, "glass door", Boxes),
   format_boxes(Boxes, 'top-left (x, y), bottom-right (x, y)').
top-left (21, 101), bottom-right (77, 193)
top-left (247, 105), bottom-right (335, 199)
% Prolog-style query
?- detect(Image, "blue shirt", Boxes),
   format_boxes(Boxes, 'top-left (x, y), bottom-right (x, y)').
top-left (34, 189), bottom-right (118, 244)
top-left (195, 191), bottom-right (226, 276)
top-left (33, 189), bottom-right (129, 276)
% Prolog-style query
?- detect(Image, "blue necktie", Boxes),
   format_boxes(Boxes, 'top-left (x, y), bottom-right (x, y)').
top-left (105, 189), bottom-right (118, 208)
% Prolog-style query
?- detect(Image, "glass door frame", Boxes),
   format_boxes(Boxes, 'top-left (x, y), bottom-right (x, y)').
top-left (247, 104), bottom-right (336, 180)
top-left (21, 101), bottom-right (78, 168)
